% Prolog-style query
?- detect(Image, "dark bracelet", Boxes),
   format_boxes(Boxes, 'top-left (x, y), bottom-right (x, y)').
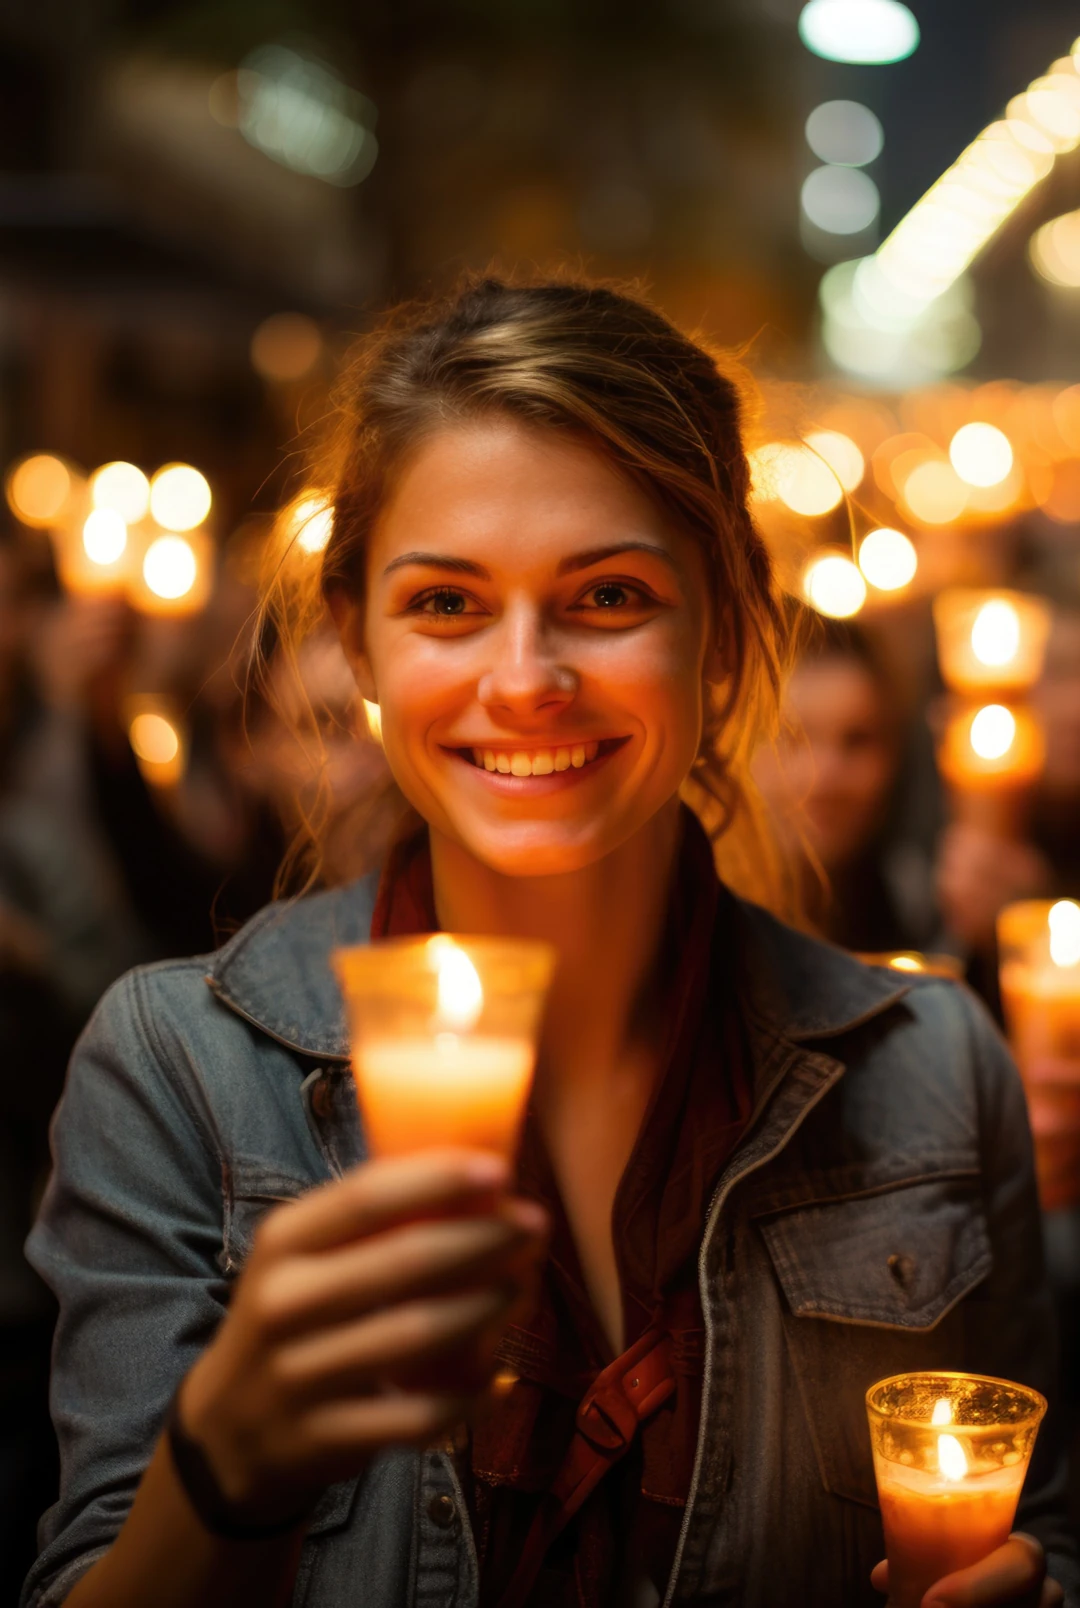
top-left (164, 1384), bottom-right (314, 1542)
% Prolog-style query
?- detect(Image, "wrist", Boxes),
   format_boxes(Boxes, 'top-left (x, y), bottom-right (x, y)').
top-left (166, 1377), bottom-right (314, 1542)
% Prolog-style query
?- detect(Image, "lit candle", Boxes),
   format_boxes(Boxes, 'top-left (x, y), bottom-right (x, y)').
top-left (867, 1372), bottom-right (1046, 1608)
top-left (333, 934), bottom-right (555, 1161)
top-left (999, 899), bottom-right (1080, 1209)
top-left (127, 526), bottom-right (212, 616)
top-left (933, 590), bottom-right (1050, 696)
top-left (937, 702), bottom-right (1045, 835)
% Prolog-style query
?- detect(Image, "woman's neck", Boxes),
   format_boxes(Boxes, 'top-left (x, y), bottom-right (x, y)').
top-left (428, 799), bottom-right (683, 1097)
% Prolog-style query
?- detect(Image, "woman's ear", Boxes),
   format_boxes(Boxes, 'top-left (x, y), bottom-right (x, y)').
top-left (327, 589), bottom-right (378, 705)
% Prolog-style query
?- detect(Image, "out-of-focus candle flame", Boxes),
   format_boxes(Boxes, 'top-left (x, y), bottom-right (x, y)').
top-left (937, 1434), bottom-right (969, 1481)
top-left (82, 509), bottom-right (128, 567)
top-left (1048, 899), bottom-right (1080, 968)
top-left (7, 454), bottom-right (73, 526)
top-left (149, 464), bottom-right (211, 532)
top-left (129, 712), bottom-right (181, 767)
top-left (90, 462), bottom-right (150, 523)
top-left (970, 704), bottom-right (1016, 761)
top-left (971, 600), bottom-right (1021, 668)
top-left (931, 1397), bottom-right (953, 1426)
top-left (428, 936), bottom-right (484, 1031)
top-left (143, 534), bottom-right (198, 600)
top-left (363, 699), bottom-right (383, 744)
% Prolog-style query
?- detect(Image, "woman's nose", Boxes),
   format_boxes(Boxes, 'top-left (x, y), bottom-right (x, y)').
top-left (476, 610), bottom-right (578, 718)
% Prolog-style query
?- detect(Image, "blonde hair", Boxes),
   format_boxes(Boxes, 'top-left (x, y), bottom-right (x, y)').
top-left (261, 271), bottom-right (796, 913)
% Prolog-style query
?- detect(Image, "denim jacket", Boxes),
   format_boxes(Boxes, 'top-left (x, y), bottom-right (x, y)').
top-left (21, 877), bottom-right (1079, 1608)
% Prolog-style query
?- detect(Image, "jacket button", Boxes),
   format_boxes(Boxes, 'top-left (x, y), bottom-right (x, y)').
top-left (427, 1493), bottom-right (456, 1528)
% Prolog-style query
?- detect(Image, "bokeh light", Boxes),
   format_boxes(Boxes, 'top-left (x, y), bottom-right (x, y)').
top-left (1030, 208), bottom-right (1080, 288)
top-left (970, 704), bottom-right (1017, 761)
top-left (285, 492), bottom-right (335, 555)
top-left (1049, 899), bottom-right (1080, 967)
top-left (82, 509), bottom-right (128, 567)
top-left (767, 442), bottom-right (845, 515)
top-left (803, 552), bottom-right (867, 618)
top-left (799, 0), bottom-right (919, 64)
top-left (90, 462), bottom-right (150, 524)
top-left (250, 313), bottom-right (324, 382)
top-left (129, 712), bottom-right (181, 767)
top-left (858, 527), bottom-right (917, 591)
top-left (949, 422), bottom-right (1014, 487)
top-left (143, 535), bottom-right (198, 601)
top-left (149, 464), bottom-right (212, 532)
top-left (805, 429), bottom-right (865, 491)
top-left (901, 459), bottom-right (969, 523)
top-left (970, 599), bottom-right (1021, 667)
top-left (805, 101), bottom-right (884, 167)
top-left (801, 166), bottom-right (880, 235)
top-left (6, 454), bottom-right (72, 526)
top-left (363, 700), bottom-right (383, 744)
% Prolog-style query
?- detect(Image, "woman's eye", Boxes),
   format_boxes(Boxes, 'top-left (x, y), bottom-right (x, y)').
top-left (578, 582), bottom-right (652, 611)
top-left (410, 588), bottom-right (478, 617)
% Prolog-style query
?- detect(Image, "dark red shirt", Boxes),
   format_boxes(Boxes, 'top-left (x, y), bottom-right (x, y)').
top-left (369, 812), bottom-right (751, 1607)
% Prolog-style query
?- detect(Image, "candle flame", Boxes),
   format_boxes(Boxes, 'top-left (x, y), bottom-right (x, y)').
top-left (888, 955), bottom-right (924, 972)
top-left (969, 703), bottom-right (1016, 761)
top-left (971, 599), bottom-right (1021, 668)
top-left (363, 699), bottom-right (383, 744)
top-left (428, 937), bottom-right (483, 1031)
top-left (1048, 899), bottom-right (1080, 968)
top-left (931, 1397), bottom-right (953, 1426)
top-left (937, 1433), bottom-right (968, 1481)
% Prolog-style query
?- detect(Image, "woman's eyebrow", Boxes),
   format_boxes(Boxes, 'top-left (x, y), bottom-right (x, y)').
top-left (382, 551), bottom-right (491, 579)
top-left (556, 542), bottom-right (680, 577)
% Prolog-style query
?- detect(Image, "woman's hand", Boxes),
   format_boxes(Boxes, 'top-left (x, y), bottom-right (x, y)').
top-left (871, 1534), bottom-right (1064, 1606)
top-left (177, 1148), bottom-right (548, 1527)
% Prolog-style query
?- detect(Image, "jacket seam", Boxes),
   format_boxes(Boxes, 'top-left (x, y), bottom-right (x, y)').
top-left (129, 967), bottom-right (227, 1184)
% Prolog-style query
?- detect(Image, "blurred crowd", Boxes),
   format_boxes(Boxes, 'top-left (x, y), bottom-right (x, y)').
top-left (0, 508), bottom-right (1079, 1595)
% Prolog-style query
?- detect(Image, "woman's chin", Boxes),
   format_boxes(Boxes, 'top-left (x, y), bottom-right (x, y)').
top-left (448, 818), bottom-right (622, 879)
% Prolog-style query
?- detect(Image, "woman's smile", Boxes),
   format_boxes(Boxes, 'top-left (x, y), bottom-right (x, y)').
top-left (442, 735), bottom-right (631, 790)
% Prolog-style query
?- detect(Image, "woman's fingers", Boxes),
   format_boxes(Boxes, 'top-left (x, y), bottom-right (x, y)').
top-left (919, 1534), bottom-right (1052, 1607)
top-left (250, 1203), bottom-right (546, 1339)
top-left (273, 1285), bottom-right (518, 1402)
top-left (256, 1149), bottom-right (511, 1258)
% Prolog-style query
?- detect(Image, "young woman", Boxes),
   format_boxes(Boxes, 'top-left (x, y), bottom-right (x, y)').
top-left (22, 279), bottom-right (1075, 1608)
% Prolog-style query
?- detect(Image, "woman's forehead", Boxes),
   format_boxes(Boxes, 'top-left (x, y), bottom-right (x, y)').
top-left (368, 417), bottom-right (688, 576)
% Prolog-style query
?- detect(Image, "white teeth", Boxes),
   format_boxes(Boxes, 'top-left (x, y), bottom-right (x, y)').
top-left (471, 743), bottom-right (606, 775)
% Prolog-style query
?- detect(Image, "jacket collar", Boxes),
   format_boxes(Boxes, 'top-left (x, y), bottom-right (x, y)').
top-left (205, 875), bottom-right (911, 1063)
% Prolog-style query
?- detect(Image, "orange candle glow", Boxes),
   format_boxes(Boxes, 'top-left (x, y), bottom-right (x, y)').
top-left (334, 934), bottom-right (554, 1161)
top-left (867, 1373), bottom-right (1045, 1608)
top-left (933, 590), bottom-right (1050, 696)
top-left (937, 702), bottom-right (1045, 835)
top-left (999, 899), bottom-right (1080, 1209)
top-left (856, 952), bottom-right (964, 980)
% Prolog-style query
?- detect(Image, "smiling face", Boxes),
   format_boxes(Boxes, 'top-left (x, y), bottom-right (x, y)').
top-left (333, 416), bottom-right (718, 878)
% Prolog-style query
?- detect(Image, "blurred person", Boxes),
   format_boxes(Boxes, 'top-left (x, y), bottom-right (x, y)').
top-left (22, 279), bottom-right (1075, 1608)
top-left (753, 617), bottom-right (936, 955)
top-left (0, 535), bottom-right (142, 1602)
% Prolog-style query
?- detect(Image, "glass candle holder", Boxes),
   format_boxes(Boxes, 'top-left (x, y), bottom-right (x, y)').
top-left (867, 1371), bottom-right (1046, 1608)
top-left (933, 590), bottom-right (1051, 696)
top-left (999, 899), bottom-right (1080, 1210)
top-left (333, 934), bottom-right (555, 1160)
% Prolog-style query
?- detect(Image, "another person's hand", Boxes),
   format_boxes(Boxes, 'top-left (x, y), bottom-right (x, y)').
top-left (871, 1533), bottom-right (1063, 1606)
top-left (177, 1149), bottom-right (547, 1528)
top-left (935, 824), bottom-right (1051, 952)
top-left (1024, 1056), bottom-right (1080, 1211)
top-left (31, 594), bottom-right (135, 722)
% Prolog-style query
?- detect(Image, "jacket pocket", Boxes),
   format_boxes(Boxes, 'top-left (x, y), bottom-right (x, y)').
top-left (756, 1174), bottom-right (991, 1507)
top-left (220, 1159), bottom-right (315, 1276)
